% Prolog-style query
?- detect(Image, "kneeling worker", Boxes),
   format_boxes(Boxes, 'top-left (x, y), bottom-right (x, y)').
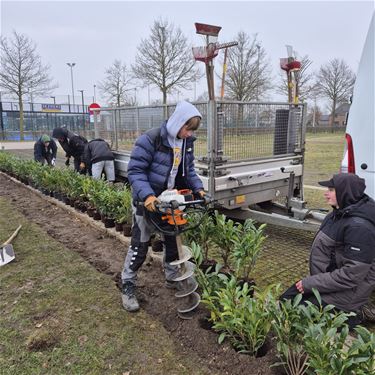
top-left (281, 173), bottom-right (375, 329)
top-left (34, 134), bottom-right (57, 166)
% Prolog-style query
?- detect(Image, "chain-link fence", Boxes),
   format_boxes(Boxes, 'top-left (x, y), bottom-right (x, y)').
top-left (93, 101), bottom-right (305, 162)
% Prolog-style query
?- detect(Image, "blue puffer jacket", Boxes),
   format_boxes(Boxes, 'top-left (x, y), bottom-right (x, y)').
top-left (128, 103), bottom-right (203, 202)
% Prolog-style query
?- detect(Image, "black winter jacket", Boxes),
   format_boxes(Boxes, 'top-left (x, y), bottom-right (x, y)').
top-left (83, 139), bottom-right (114, 165)
top-left (52, 127), bottom-right (87, 159)
top-left (34, 137), bottom-right (57, 163)
top-left (303, 174), bottom-right (375, 312)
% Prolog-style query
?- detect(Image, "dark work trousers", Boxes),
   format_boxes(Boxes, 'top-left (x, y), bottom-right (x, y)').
top-left (121, 203), bottom-right (180, 284)
top-left (280, 283), bottom-right (362, 330)
top-left (73, 157), bottom-right (87, 174)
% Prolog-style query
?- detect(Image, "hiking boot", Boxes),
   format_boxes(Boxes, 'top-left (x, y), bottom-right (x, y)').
top-left (361, 303), bottom-right (375, 322)
top-left (165, 279), bottom-right (183, 291)
top-left (121, 281), bottom-right (140, 312)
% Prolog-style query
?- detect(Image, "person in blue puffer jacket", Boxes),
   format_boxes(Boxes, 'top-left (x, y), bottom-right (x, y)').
top-left (121, 101), bottom-right (205, 312)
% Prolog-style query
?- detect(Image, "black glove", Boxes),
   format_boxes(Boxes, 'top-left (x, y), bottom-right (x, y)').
top-left (65, 158), bottom-right (70, 166)
top-left (197, 190), bottom-right (211, 205)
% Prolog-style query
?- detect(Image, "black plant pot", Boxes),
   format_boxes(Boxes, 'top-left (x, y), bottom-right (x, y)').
top-left (87, 207), bottom-right (95, 217)
top-left (54, 192), bottom-right (62, 201)
top-left (199, 315), bottom-right (214, 331)
top-left (41, 187), bottom-right (50, 196)
top-left (93, 211), bottom-right (101, 220)
top-left (123, 223), bottom-right (132, 236)
top-left (199, 259), bottom-right (218, 274)
top-left (115, 222), bottom-right (124, 232)
top-left (236, 278), bottom-right (256, 297)
top-left (104, 218), bottom-right (115, 228)
top-left (254, 338), bottom-right (270, 358)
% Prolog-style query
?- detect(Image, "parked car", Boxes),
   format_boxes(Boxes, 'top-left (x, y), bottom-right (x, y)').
top-left (341, 13), bottom-right (374, 199)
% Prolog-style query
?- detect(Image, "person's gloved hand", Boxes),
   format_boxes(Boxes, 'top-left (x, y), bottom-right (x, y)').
top-left (79, 162), bottom-right (86, 170)
top-left (65, 157), bottom-right (70, 166)
top-left (197, 190), bottom-right (211, 204)
top-left (198, 190), bottom-right (206, 198)
top-left (144, 195), bottom-right (161, 212)
top-left (51, 158), bottom-right (56, 166)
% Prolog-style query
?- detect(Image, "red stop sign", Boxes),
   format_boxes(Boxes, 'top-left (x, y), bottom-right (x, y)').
top-left (89, 102), bottom-right (101, 115)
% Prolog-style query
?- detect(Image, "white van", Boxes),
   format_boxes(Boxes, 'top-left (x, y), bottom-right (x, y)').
top-left (341, 13), bottom-right (374, 199)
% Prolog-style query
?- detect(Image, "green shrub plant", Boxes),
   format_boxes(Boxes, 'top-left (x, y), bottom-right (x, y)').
top-left (232, 219), bottom-right (267, 281)
top-left (269, 290), bottom-right (375, 375)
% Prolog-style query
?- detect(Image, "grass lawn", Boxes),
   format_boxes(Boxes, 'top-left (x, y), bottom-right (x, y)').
top-left (303, 132), bottom-right (345, 208)
top-left (0, 198), bottom-right (211, 375)
top-left (304, 132), bottom-right (345, 186)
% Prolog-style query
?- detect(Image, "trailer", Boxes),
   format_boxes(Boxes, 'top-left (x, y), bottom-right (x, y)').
top-left (88, 22), bottom-right (325, 231)
top-left (90, 100), bottom-right (325, 231)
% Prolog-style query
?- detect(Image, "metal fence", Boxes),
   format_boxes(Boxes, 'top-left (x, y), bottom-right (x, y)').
top-left (0, 101), bottom-right (89, 141)
top-left (93, 101), bottom-right (306, 162)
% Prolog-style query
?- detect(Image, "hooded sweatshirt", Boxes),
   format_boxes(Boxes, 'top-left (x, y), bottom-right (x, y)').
top-left (52, 127), bottom-right (87, 159)
top-left (34, 135), bottom-right (57, 163)
top-left (302, 173), bottom-right (375, 312)
top-left (165, 101), bottom-right (202, 189)
top-left (127, 102), bottom-right (203, 201)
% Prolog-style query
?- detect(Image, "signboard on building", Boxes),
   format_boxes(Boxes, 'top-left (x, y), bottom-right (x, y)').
top-left (42, 104), bottom-right (62, 112)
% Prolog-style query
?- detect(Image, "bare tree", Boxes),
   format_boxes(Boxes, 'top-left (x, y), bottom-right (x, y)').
top-left (277, 54), bottom-right (313, 102)
top-left (224, 31), bottom-right (271, 101)
top-left (132, 18), bottom-right (199, 104)
top-left (98, 60), bottom-right (133, 106)
top-left (314, 58), bottom-right (355, 128)
top-left (0, 31), bottom-right (56, 140)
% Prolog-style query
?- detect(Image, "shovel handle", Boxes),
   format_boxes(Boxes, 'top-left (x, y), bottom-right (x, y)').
top-left (1, 225), bottom-right (22, 246)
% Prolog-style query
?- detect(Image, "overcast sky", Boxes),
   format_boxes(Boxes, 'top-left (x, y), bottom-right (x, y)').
top-left (1, 0), bottom-right (374, 107)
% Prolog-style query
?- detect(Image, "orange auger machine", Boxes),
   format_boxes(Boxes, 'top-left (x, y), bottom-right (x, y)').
top-left (151, 189), bottom-right (211, 319)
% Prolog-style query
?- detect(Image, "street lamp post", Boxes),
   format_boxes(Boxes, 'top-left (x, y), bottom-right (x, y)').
top-left (66, 62), bottom-right (76, 108)
top-left (124, 87), bottom-right (137, 105)
top-left (93, 84), bottom-right (96, 102)
top-left (256, 44), bottom-right (260, 128)
top-left (78, 90), bottom-right (85, 113)
top-left (50, 96), bottom-right (56, 104)
top-left (256, 44), bottom-right (261, 102)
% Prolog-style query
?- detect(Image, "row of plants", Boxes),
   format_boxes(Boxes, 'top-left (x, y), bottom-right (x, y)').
top-left (191, 242), bottom-right (374, 374)
top-left (183, 213), bottom-right (374, 373)
top-left (2, 152), bottom-right (374, 373)
top-left (184, 210), bottom-right (266, 281)
top-left (0, 152), bottom-right (133, 232)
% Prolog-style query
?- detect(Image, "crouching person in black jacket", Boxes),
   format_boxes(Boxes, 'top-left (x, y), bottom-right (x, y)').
top-left (52, 127), bottom-right (87, 173)
top-left (34, 134), bottom-right (57, 166)
top-left (281, 173), bottom-right (375, 329)
top-left (82, 139), bottom-right (115, 181)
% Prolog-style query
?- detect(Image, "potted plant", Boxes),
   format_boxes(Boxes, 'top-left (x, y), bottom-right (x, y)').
top-left (111, 189), bottom-right (127, 232)
top-left (211, 211), bottom-right (239, 271)
top-left (183, 211), bottom-right (216, 272)
top-left (95, 185), bottom-right (118, 228)
top-left (232, 219), bottom-right (266, 289)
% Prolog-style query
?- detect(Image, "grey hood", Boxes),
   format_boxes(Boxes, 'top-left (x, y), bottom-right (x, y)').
top-left (166, 101), bottom-right (202, 139)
